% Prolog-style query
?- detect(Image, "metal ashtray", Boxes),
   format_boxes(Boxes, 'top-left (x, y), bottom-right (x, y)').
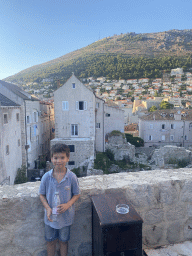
top-left (116, 204), bottom-right (129, 214)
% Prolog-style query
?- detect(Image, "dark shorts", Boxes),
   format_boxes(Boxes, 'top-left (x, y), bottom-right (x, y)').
top-left (45, 224), bottom-right (71, 242)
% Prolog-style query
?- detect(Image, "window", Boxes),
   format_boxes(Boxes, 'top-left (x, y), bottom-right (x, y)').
top-left (76, 101), bottom-right (87, 110)
top-left (171, 124), bottom-right (175, 129)
top-left (96, 123), bottom-right (100, 128)
top-left (68, 145), bottom-right (75, 152)
top-left (170, 135), bottom-right (174, 141)
top-left (36, 135), bottom-right (39, 145)
top-left (71, 124), bottom-right (78, 136)
top-left (96, 102), bottom-right (99, 108)
top-left (162, 124), bottom-right (165, 129)
top-left (150, 124), bottom-right (153, 129)
top-left (6, 145), bottom-right (9, 155)
top-left (185, 135), bottom-right (188, 140)
top-left (62, 101), bottom-right (69, 111)
top-left (16, 113), bottom-right (20, 121)
top-left (18, 139), bottom-right (20, 147)
top-left (106, 113), bottom-right (110, 117)
top-left (149, 135), bottom-right (152, 141)
top-left (68, 161), bottom-right (75, 165)
top-left (30, 126), bottom-right (32, 141)
top-left (34, 112), bottom-right (37, 122)
top-left (4, 114), bottom-right (8, 124)
top-left (72, 83), bottom-right (75, 89)
top-left (162, 135), bottom-right (165, 141)
top-left (27, 116), bottom-right (30, 124)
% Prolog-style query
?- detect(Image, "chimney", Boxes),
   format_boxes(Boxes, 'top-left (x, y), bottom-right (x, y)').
top-left (57, 80), bottom-right (60, 89)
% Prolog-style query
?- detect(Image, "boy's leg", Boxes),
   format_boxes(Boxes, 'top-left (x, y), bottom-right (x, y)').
top-left (47, 240), bottom-right (57, 256)
top-left (45, 224), bottom-right (58, 256)
top-left (59, 241), bottom-right (68, 256)
top-left (58, 225), bottom-right (70, 256)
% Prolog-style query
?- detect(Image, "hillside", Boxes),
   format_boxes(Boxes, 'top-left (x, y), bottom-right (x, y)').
top-left (5, 29), bottom-right (192, 85)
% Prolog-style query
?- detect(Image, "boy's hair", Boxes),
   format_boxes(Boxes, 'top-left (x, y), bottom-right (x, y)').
top-left (51, 143), bottom-right (70, 158)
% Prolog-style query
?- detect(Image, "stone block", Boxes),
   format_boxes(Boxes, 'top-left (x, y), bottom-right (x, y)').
top-left (187, 203), bottom-right (192, 217)
top-left (159, 183), bottom-right (178, 205)
top-left (0, 245), bottom-right (31, 256)
top-left (87, 169), bottom-right (103, 176)
top-left (167, 221), bottom-right (181, 243)
top-left (0, 198), bottom-right (33, 226)
top-left (180, 180), bottom-right (192, 202)
top-left (12, 220), bottom-right (45, 252)
top-left (145, 209), bottom-right (164, 225)
top-left (166, 205), bottom-right (186, 221)
top-left (143, 224), bottom-right (164, 246)
top-left (126, 184), bottom-right (161, 208)
top-left (78, 242), bottom-right (92, 256)
top-left (184, 218), bottom-right (192, 240)
top-left (33, 249), bottom-right (47, 256)
top-left (0, 229), bottom-right (13, 247)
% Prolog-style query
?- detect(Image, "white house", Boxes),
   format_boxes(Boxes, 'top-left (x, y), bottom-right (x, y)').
top-left (0, 80), bottom-right (55, 169)
top-left (0, 93), bottom-right (22, 185)
top-left (139, 109), bottom-right (192, 148)
top-left (52, 74), bottom-right (124, 169)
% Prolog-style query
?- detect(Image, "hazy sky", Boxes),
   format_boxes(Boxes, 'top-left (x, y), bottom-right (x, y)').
top-left (0, 0), bottom-right (192, 80)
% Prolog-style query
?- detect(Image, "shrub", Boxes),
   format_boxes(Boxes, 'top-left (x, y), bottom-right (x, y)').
top-left (109, 130), bottom-right (125, 138)
top-left (71, 167), bottom-right (81, 177)
top-left (94, 152), bottom-right (111, 174)
top-left (125, 134), bottom-right (144, 147)
top-left (105, 149), bottom-right (114, 161)
top-left (14, 165), bottom-right (28, 184)
top-left (177, 159), bottom-right (189, 168)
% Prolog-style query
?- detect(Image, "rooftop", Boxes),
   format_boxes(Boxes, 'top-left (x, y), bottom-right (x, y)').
top-left (0, 93), bottom-right (20, 107)
top-left (140, 109), bottom-right (192, 121)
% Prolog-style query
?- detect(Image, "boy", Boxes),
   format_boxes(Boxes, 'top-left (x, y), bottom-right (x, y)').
top-left (39, 143), bottom-right (80, 256)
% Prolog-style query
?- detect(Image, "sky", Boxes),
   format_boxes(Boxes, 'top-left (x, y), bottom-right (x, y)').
top-left (0, 0), bottom-right (192, 80)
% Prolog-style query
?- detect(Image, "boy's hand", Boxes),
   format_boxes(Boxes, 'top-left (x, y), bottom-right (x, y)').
top-left (46, 207), bottom-right (53, 222)
top-left (57, 203), bottom-right (70, 214)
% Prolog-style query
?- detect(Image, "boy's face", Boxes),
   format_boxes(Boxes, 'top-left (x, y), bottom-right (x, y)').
top-left (51, 152), bottom-right (69, 171)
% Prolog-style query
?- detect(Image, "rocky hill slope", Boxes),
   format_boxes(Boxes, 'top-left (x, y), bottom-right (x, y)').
top-left (5, 29), bottom-right (192, 84)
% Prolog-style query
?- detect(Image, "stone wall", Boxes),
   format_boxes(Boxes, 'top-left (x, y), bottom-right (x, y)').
top-left (1, 169), bottom-right (192, 255)
top-left (151, 145), bottom-right (192, 167)
top-left (105, 135), bottom-right (135, 161)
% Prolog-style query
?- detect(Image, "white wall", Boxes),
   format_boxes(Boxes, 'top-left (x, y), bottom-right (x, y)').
top-left (139, 118), bottom-right (192, 148)
top-left (0, 107), bottom-right (22, 184)
top-left (54, 75), bottom-right (95, 139)
top-left (104, 104), bottom-right (124, 136)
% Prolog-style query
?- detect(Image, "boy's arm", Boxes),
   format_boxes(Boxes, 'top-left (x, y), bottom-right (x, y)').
top-left (39, 194), bottom-right (53, 222)
top-left (57, 194), bottom-right (80, 214)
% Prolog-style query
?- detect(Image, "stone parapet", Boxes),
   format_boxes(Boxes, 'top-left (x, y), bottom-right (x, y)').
top-left (1, 169), bottom-right (192, 255)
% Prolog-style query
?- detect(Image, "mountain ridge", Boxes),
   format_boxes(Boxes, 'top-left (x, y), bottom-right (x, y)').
top-left (5, 29), bottom-right (192, 84)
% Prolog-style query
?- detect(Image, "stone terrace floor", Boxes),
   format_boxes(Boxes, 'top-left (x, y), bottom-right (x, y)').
top-left (145, 241), bottom-right (192, 255)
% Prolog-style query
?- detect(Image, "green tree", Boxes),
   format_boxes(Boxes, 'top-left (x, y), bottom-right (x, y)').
top-left (160, 100), bottom-right (174, 109)
top-left (14, 165), bottom-right (28, 184)
top-left (125, 134), bottom-right (144, 147)
top-left (149, 105), bottom-right (157, 112)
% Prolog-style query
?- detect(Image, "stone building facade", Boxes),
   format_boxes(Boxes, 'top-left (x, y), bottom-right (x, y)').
top-left (139, 109), bottom-right (192, 148)
top-left (0, 94), bottom-right (22, 185)
top-left (0, 80), bottom-right (55, 171)
top-left (52, 74), bottom-right (124, 169)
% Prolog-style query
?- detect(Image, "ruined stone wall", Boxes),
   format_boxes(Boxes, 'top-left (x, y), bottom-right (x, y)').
top-left (1, 169), bottom-right (192, 255)
top-left (105, 135), bottom-right (135, 161)
top-left (151, 145), bottom-right (192, 167)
